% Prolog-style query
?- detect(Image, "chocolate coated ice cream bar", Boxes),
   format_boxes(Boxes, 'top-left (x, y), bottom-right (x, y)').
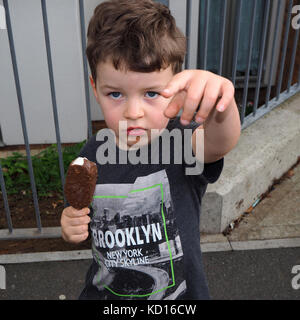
top-left (64, 157), bottom-right (98, 210)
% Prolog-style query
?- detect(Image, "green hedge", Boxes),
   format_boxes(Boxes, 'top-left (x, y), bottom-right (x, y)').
top-left (0, 141), bottom-right (86, 197)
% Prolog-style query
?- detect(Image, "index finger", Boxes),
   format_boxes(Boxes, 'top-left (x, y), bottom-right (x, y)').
top-left (216, 80), bottom-right (235, 112)
top-left (64, 206), bottom-right (90, 218)
top-left (160, 71), bottom-right (192, 98)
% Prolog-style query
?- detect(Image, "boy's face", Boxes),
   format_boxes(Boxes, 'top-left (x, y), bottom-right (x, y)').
top-left (90, 60), bottom-right (174, 149)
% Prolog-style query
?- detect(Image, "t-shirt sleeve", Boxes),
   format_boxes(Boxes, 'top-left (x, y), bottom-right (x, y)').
top-left (201, 157), bottom-right (224, 184)
top-left (78, 134), bottom-right (97, 162)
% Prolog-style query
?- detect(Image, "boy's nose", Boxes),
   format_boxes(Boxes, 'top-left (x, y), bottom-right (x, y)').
top-left (123, 101), bottom-right (144, 119)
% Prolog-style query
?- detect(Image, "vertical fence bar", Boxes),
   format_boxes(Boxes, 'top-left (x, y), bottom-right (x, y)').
top-left (185, 0), bottom-right (191, 70)
top-left (287, 28), bottom-right (300, 92)
top-left (0, 164), bottom-right (13, 233)
top-left (79, 0), bottom-right (93, 140)
top-left (265, 0), bottom-right (284, 109)
top-left (41, 0), bottom-right (66, 207)
top-left (218, 0), bottom-right (227, 76)
top-left (298, 66), bottom-right (300, 87)
top-left (276, 0), bottom-right (293, 100)
top-left (231, 0), bottom-right (242, 86)
top-left (3, 0), bottom-right (42, 231)
top-left (253, 0), bottom-right (271, 115)
top-left (240, 0), bottom-right (257, 124)
top-left (202, 0), bottom-right (210, 70)
top-left (0, 128), bottom-right (3, 147)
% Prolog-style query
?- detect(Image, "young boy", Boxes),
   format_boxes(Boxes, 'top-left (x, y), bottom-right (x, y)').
top-left (61, 0), bottom-right (241, 300)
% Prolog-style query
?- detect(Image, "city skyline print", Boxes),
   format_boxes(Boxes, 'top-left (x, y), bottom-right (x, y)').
top-left (90, 169), bottom-right (186, 300)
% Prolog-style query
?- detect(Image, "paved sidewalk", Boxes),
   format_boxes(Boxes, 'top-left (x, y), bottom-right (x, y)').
top-left (0, 247), bottom-right (299, 300)
top-left (0, 159), bottom-right (299, 300)
top-left (227, 157), bottom-right (300, 242)
top-left (200, 156), bottom-right (300, 250)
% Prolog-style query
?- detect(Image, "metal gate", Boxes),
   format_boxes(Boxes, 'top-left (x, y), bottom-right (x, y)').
top-left (0, 0), bottom-right (300, 240)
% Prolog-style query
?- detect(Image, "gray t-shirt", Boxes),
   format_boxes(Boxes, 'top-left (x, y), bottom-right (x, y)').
top-left (77, 117), bottom-right (224, 300)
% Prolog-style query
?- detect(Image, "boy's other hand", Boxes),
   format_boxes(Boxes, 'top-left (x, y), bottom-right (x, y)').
top-left (61, 206), bottom-right (90, 244)
top-left (161, 70), bottom-right (235, 125)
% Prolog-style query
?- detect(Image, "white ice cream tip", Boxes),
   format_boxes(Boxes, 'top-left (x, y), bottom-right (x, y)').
top-left (72, 157), bottom-right (87, 166)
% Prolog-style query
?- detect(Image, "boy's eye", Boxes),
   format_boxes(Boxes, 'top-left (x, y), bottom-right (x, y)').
top-left (108, 92), bottom-right (122, 99)
top-left (145, 91), bottom-right (159, 99)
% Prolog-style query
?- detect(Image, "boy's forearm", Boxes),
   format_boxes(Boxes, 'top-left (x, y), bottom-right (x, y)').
top-left (202, 99), bottom-right (241, 157)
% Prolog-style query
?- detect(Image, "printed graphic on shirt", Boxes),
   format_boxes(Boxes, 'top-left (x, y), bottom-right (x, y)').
top-left (90, 170), bottom-right (186, 300)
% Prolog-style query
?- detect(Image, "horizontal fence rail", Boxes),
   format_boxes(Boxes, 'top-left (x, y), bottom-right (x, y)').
top-left (0, 0), bottom-right (300, 240)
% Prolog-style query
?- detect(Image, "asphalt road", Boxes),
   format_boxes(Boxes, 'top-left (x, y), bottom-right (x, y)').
top-left (0, 247), bottom-right (299, 300)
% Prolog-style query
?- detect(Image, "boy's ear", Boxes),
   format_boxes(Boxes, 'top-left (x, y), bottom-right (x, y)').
top-left (89, 75), bottom-right (99, 103)
top-left (89, 75), bottom-right (96, 89)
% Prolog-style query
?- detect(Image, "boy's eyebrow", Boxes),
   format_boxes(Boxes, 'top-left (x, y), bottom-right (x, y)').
top-left (100, 85), bottom-right (120, 90)
top-left (100, 84), bottom-right (165, 91)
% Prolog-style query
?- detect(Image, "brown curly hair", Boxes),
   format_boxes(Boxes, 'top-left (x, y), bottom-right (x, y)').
top-left (86, 0), bottom-right (186, 83)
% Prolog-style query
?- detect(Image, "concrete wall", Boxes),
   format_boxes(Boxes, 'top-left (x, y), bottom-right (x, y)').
top-left (201, 92), bottom-right (300, 233)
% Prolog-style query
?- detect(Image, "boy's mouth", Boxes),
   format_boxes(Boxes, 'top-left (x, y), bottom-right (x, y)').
top-left (127, 127), bottom-right (146, 136)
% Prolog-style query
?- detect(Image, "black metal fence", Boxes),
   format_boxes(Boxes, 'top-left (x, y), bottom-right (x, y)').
top-left (0, 0), bottom-right (299, 240)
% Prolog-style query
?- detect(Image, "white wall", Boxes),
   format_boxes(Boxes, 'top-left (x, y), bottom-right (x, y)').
top-left (0, 0), bottom-right (89, 145)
